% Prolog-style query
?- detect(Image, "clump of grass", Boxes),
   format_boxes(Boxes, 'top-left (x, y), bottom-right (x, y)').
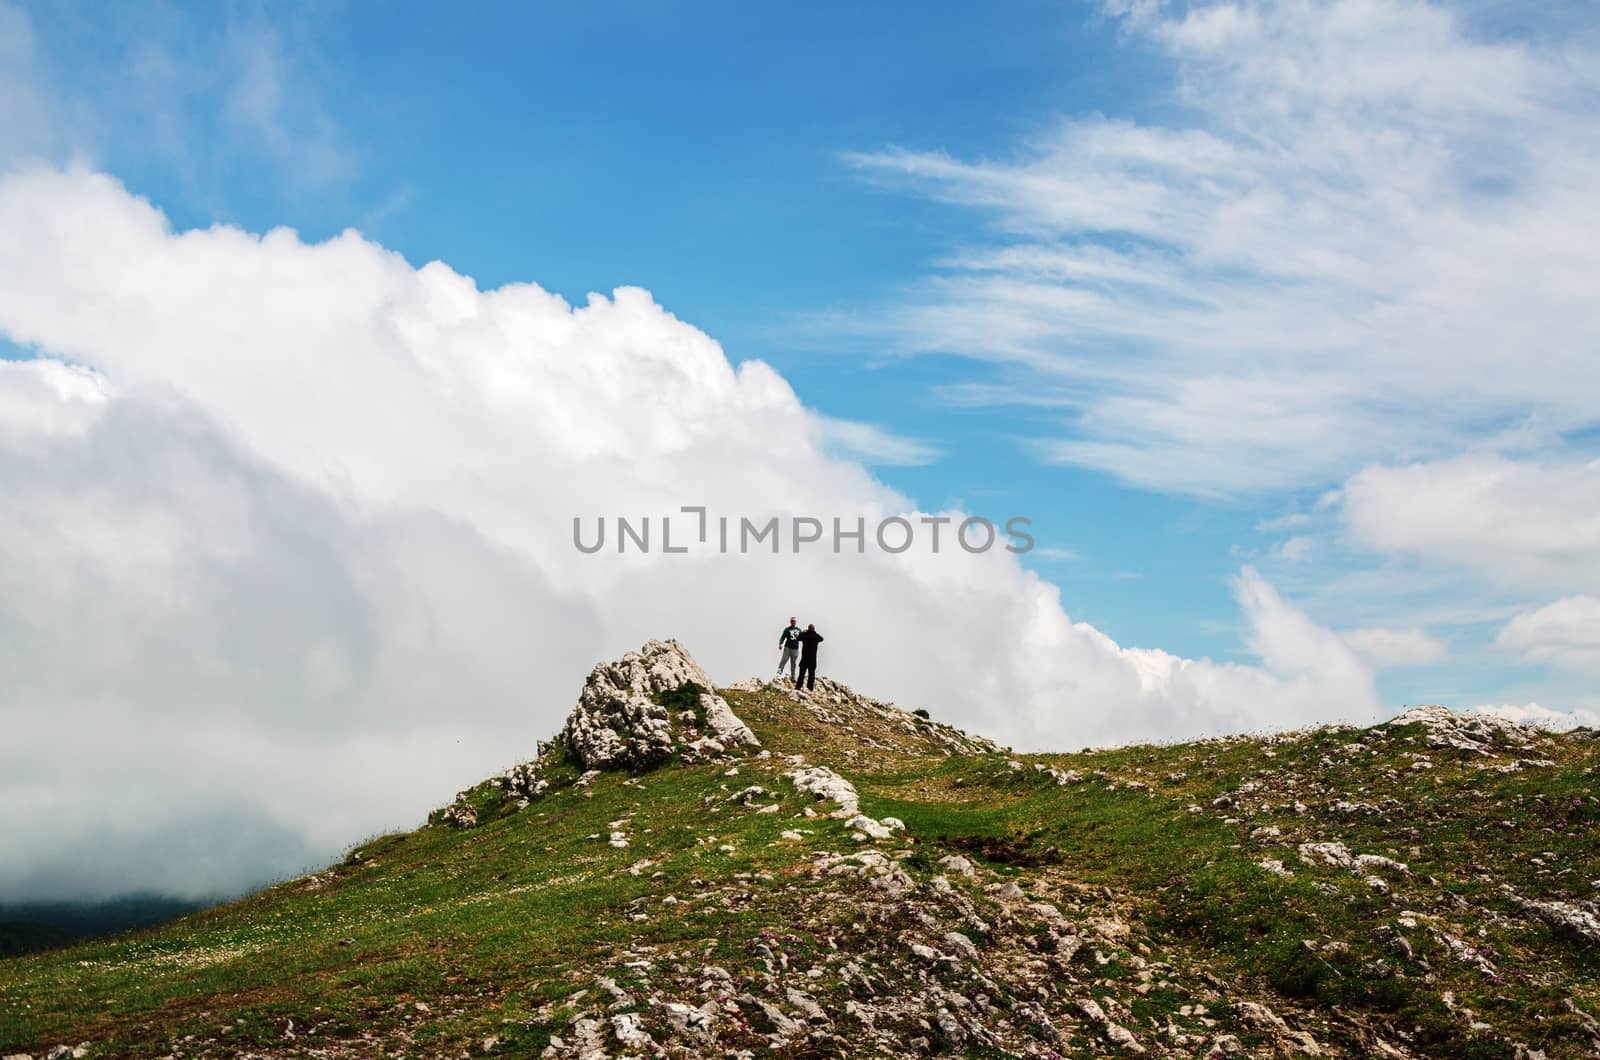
top-left (653, 680), bottom-right (708, 728)
top-left (652, 680), bottom-right (707, 712)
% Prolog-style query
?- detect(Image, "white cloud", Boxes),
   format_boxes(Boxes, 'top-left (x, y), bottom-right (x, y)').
top-left (0, 2), bottom-right (52, 163)
top-left (840, 0), bottom-right (1600, 496)
top-left (1470, 702), bottom-right (1600, 732)
top-left (1271, 535), bottom-right (1314, 562)
top-left (0, 3), bottom-right (355, 196)
top-left (1340, 626), bottom-right (1448, 668)
top-left (1257, 512), bottom-right (1312, 532)
top-left (220, 16), bottom-right (354, 188)
top-left (1341, 455), bottom-right (1600, 593)
top-left (814, 414), bottom-right (940, 466)
top-left (1495, 596), bottom-right (1600, 673)
top-left (0, 168), bottom-right (1383, 900)
top-left (848, 0), bottom-right (1600, 714)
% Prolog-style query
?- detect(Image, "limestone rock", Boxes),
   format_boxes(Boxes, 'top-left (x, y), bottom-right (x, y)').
top-left (562, 639), bottom-right (757, 770)
top-left (611, 1011), bottom-right (653, 1049)
top-left (1506, 888), bottom-right (1600, 946)
top-left (844, 813), bottom-right (904, 841)
top-left (786, 765), bottom-right (860, 815)
top-left (1386, 705), bottom-right (1539, 754)
top-left (503, 758), bottom-right (550, 800)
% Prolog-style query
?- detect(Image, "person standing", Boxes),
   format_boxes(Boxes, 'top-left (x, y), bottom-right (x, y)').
top-left (796, 623), bottom-right (824, 691)
top-left (776, 617), bottom-right (801, 682)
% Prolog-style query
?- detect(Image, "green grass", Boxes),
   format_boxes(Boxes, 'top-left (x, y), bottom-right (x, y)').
top-left (3, 687), bottom-right (1598, 1057)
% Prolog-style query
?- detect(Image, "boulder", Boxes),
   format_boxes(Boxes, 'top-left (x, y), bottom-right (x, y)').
top-left (562, 639), bottom-right (758, 770)
top-left (786, 765), bottom-right (860, 815)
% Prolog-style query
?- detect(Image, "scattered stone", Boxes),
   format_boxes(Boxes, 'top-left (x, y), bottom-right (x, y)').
top-left (821, 850), bottom-right (916, 897)
top-left (1505, 889), bottom-right (1600, 945)
top-left (787, 765), bottom-right (860, 815)
top-left (729, 785), bottom-right (767, 806)
top-left (611, 1011), bottom-right (653, 1049)
top-left (502, 758), bottom-right (549, 801)
top-left (844, 814), bottom-right (903, 840)
top-left (942, 931), bottom-right (979, 960)
top-left (785, 987), bottom-right (829, 1025)
top-left (1297, 841), bottom-right (1408, 877)
top-left (1561, 998), bottom-right (1600, 1039)
top-left (1234, 1001), bottom-right (1287, 1032)
top-left (660, 1000), bottom-right (716, 1038)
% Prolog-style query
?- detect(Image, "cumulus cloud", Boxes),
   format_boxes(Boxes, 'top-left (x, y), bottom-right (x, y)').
top-left (1470, 702), bottom-right (1600, 732)
top-left (0, 168), bottom-right (1383, 901)
top-left (840, 0), bottom-right (1600, 496)
top-left (1342, 455), bottom-right (1600, 593)
top-left (830, 0), bottom-right (1600, 710)
top-left (1340, 626), bottom-right (1448, 669)
top-left (1494, 596), bottom-right (1600, 673)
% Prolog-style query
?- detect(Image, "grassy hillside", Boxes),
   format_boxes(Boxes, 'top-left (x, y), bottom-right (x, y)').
top-left (2, 675), bottom-right (1598, 1058)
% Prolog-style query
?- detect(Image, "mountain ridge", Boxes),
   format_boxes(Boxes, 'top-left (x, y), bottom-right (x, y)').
top-left (2, 640), bottom-right (1598, 1058)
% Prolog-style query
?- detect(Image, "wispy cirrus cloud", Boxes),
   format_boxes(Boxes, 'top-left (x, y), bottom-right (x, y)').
top-left (840, 0), bottom-right (1600, 496)
top-left (829, 0), bottom-right (1600, 723)
top-left (814, 414), bottom-right (941, 467)
top-left (0, 0), bottom-right (356, 196)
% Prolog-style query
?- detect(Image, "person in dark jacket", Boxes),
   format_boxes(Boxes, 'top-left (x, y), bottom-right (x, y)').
top-left (776, 617), bottom-right (801, 681)
top-left (796, 623), bottom-right (824, 691)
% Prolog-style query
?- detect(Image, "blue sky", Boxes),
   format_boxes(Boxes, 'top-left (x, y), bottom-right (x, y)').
top-left (16, 0), bottom-right (1274, 656)
top-left (6, 0), bottom-right (1600, 899)
top-left (10, 0), bottom-right (1598, 712)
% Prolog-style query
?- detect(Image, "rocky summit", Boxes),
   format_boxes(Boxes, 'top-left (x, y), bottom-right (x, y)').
top-left (3, 642), bottom-right (1599, 1059)
top-left (562, 639), bottom-right (760, 771)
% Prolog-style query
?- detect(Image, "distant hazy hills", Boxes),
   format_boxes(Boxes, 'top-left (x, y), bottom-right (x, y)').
top-left (0, 895), bottom-right (207, 958)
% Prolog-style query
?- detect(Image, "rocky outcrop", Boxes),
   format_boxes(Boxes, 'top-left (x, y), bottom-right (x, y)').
top-left (1386, 705), bottom-right (1539, 754)
top-left (437, 641), bottom-right (759, 828)
top-left (562, 639), bottom-right (758, 770)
